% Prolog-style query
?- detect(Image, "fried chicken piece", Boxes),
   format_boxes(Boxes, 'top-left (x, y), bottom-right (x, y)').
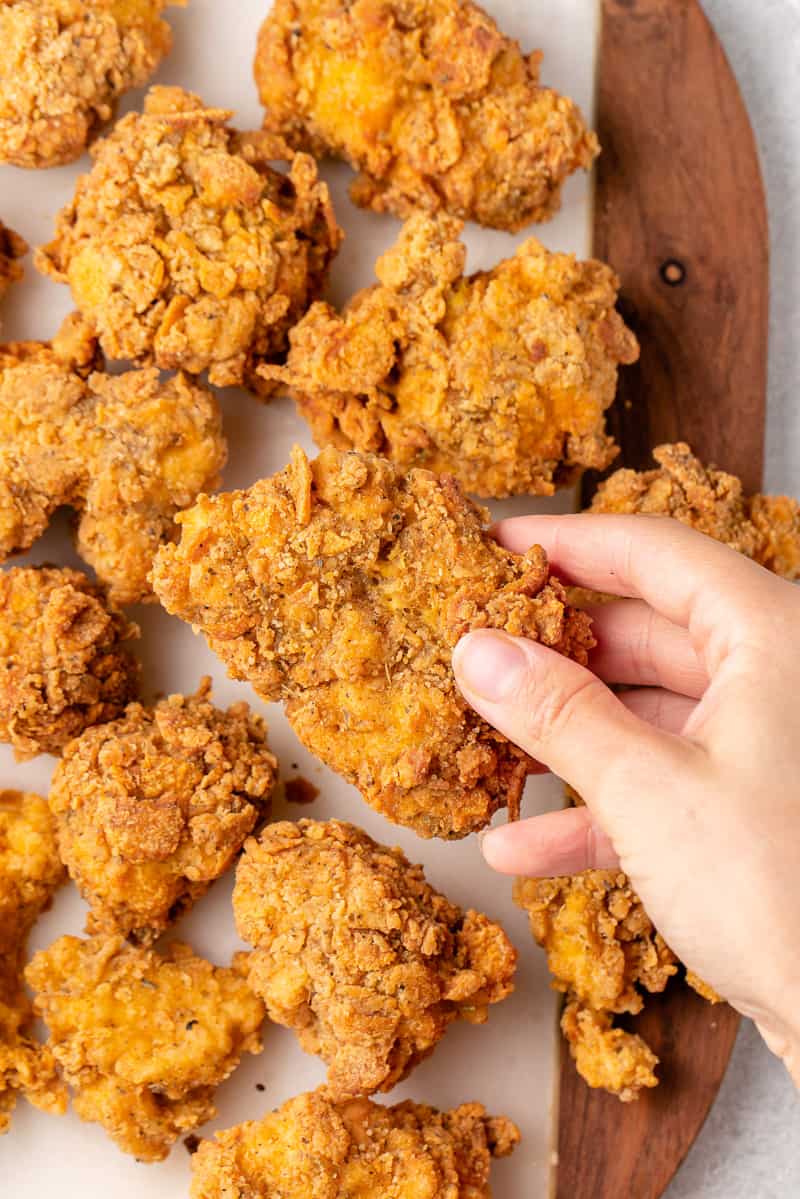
top-left (49, 679), bottom-right (277, 943)
top-left (264, 214), bottom-right (639, 498)
top-left (0, 325), bottom-right (226, 605)
top-left (153, 446), bottom-right (594, 838)
top-left (254, 0), bottom-right (597, 231)
top-left (189, 1088), bottom-right (520, 1199)
top-left (590, 443), bottom-right (800, 579)
top-left (37, 86), bottom-right (342, 390)
top-left (0, 0), bottom-right (183, 168)
top-left (0, 221), bottom-right (26, 315)
top-left (26, 934), bottom-right (265, 1160)
top-left (0, 790), bottom-right (68, 1131)
top-left (0, 566), bottom-right (140, 759)
top-left (234, 819), bottom-right (516, 1097)
top-left (560, 1001), bottom-right (658, 1104)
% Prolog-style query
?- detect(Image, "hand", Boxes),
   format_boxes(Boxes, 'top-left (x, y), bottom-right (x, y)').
top-left (452, 513), bottom-right (800, 1085)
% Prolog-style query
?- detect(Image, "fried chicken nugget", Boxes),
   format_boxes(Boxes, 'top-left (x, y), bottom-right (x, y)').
top-left (234, 819), bottom-right (516, 1097)
top-left (26, 934), bottom-right (265, 1160)
top-left (590, 442), bottom-right (800, 579)
top-left (255, 0), bottom-right (598, 231)
top-left (1, 790), bottom-right (68, 1131)
top-left (265, 213), bottom-right (638, 498)
top-left (0, 326), bottom-right (226, 605)
top-left (0, 221), bottom-right (26, 314)
top-left (189, 1088), bottom-right (520, 1199)
top-left (36, 86), bottom-right (342, 389)
top-left (0, 0), bottom-right (183, 168)
top-left (152, 446), bottom-right (595, 839)
top-left (49, 679), bottom-right (277, 943)
top-left (0, 566), bottom-right (140, 759)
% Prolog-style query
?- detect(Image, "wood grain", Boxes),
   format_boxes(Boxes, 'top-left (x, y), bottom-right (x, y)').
top-left (559, 1), bottom-right (768, 1196)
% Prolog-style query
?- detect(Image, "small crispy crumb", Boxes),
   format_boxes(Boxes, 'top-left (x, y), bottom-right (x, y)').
top-left (189, 1089), bottom-right (519, 1198)
top-left (265, 213), bottom-right (638, 498)
top-left (27, 935), bottom-right (265, 1160)
top-left (0, 566), bottom-right (140, 759)
top-left (0, 0), bottom-right (183, 168)
top-left (184, 1134), bottom-right (201, 1155)
top-left (49, 679), bottom-right (277, 942)
top-left (255, 0), bottom-right (597, 230)
top-left (0, 223), bottom-right (26, 317)
top-left (234, 819), bottom-right (516, 1097)
top-left (0, 321), bottom-right (226, 605)
top-left (37, 86), bottom-right (342, 390)
top-left (152, 446), bottom-right (595, 838)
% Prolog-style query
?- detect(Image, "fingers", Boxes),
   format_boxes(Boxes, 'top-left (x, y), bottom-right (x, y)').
top-left (618, 687), bottom-right (698, 734)
top-left (588, 599), bottom-right (708, 697)
top-left (481, 806), bottom-right (619, 876)
top-left (453, 628), bottom-right (694, 804)
top-left (493, 513), bottom-right (785, 644)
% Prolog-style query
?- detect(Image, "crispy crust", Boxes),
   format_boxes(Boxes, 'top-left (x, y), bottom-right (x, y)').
top-left (152, 446), bottom-right (595, 838)
top-left (255, 0), bottom-right (597, 231)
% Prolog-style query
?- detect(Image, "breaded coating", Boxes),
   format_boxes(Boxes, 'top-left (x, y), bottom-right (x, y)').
top-left (254, 0), bottom-right (598, 231)
top-left (152, 446), bottom-right (594, 839)
top-left (0, 0), bottom-right (182, 168)
top-left (37, 86), bottom-right (342, 389)
top-left (264, 214), bottom-right (639, 498)
top-left (49, 679), bottom-right (277, 943)
top-left (0, 566), bottom-right (140, 759)
top-left (26, 934), bottom-right (265, 1160)
top-left (560, 1002), bottom-right (658, 1104)
top-left (0, 790), bottom-right (68, 1131)
top-left (233, 819), bottom-right (516, 1097)
top-left (590, 443), bottom-right (800, 579)
top-left (0, 325), bottom-right (226, 605)
top-left (189, 1088), bottom-right (520, 1199)
top-left (0, 221), bottom-right (26, 311)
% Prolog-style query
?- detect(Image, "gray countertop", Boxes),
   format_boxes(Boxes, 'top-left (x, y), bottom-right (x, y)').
top-left (666, 3), bottom-right (799, 1196)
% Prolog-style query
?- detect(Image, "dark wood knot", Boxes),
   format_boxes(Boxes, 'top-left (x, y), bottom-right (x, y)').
top-left (660, 259), bottom-right (687, 287)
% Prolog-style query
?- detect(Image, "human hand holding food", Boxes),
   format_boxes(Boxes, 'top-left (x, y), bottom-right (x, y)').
top-left (453, 514), bottom-right (800, 1085)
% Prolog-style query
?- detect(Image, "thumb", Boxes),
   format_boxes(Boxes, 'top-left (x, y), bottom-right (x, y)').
top-left (453, 629), bottom-right (697, 822)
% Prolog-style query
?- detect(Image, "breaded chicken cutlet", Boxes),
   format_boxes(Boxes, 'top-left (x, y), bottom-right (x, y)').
top-left (589, 442), bottom-right (800, 579)
top-left (265, 213), bottom-right (639, 498)
top-left (153, 446), bottom-right (595, 839)
top-left (0, 0), bottom-right (183, 168)
top-left (515, 797), bottom-right (721, 1101)
top-left (1, 790), bottom-right (67, 1132)
top-left (234, 819), bottom-right (516, 1097)
top-left (26, 934), bottom-right (265, 1160)
top-left (0, 321), bottom-right (226, 605)
top-left (189, 1089), bottom-right (519, 1199)
top-left (49, 679), bottom-right (277, 943)
top-left (0, 565), bottom-right (140, 759)
top-left (36, 86), bottom-right (342, 390)
top-left (0, 222), bottom-right (26, 312)
top-left (254, 0), bottom-right (597, 231)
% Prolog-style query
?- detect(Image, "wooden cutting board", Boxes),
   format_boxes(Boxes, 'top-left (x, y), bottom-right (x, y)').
top-left (562, 1), bottom-right (769, 1196)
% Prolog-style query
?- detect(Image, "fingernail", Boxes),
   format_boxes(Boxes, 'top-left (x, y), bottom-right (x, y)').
top-left (454, 631), bottom-right (527, 703)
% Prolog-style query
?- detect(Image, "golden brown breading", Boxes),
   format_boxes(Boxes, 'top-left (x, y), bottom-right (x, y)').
top-left (0, 0), bottom-right (182, 168)
top-left (234, 819), bottom-right (516, 1097)
top-left (0, 566), bottom-right (140, 759)
top-left (152, 446), bottom-right (594, 839)
top-left (254, 0), bottom-right (597, 231)
top-left (26, 934), bottom-right (265, 1160)
top-left (590, 442), bottom-right (800, 579)
top-left (0, 221), bottom-right (26, 313)
top-left (37, 86), bottom-right (342, 389)
top-left (560, 1001), bottom-right (657, 1104)
top-left (189, 1088), bottom-right (520, 1199)
top-left (49, 679), bottom-right (277, 943)
top-left (0, 790), bottom-right (68, 1131)
top-left (264, 214), bottom-right (639, 498)
top-left (0, 326), bottom-right (226, 605)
